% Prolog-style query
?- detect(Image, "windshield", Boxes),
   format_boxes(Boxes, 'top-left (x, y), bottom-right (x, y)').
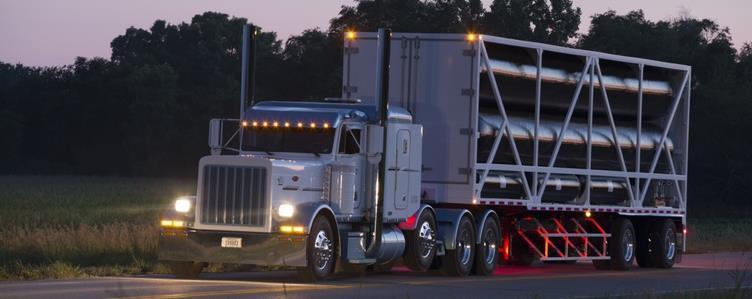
top-left (242, 126), bottom-right (336, 154)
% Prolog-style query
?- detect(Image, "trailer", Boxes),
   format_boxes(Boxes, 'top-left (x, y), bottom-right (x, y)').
top-left (158, 27), bottom-right (690, 280)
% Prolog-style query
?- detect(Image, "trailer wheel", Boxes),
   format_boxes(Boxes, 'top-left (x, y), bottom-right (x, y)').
top-left (297, 216), bottom-right (336, 282)
top-left (441, 216), bottom-right (476, 276)
top-left (473, 216), bottom-right (500, 275)
top-left (607, 218), bottom-right (636, 271)
top-left (404, 210), bottom-right (437, 272)
top-left (168, 261), bottom-right (205, 279)
top-left (650, 219), bottom-right (677, 269)
top-left (635, 221), bottom-right (655, 268)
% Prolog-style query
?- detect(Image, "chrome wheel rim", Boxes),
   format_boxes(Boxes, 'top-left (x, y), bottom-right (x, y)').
top-left (483, 229), bottom-right (497, 265)
top-left (418, 221), bottom-right (436, 259)
top-left (458, 226), bottom-right (473, 266)
top-left (665, 229), bottom-right (676, 260)
top-left (623, 228), bottom-right (635, 262)
top-left (313, 230), bottom-right (333, 270)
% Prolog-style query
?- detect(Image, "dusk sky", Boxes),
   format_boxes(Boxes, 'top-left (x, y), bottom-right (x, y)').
top-left (1, 0), bottom-right (749, 67)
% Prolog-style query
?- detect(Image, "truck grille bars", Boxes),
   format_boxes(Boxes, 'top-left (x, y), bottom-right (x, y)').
top-left (200, 165), bottom-right (268, 227)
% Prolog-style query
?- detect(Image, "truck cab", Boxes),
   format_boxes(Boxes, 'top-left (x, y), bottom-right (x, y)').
top-left (159, 98), bottom-right (425, 280)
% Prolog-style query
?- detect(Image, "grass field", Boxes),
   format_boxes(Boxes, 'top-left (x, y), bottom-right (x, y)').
top-left (0, 175), bottom-right (750, 280)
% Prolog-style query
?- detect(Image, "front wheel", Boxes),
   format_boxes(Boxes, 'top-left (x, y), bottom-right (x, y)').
top-left (298, 216), bottom-right (336, 282)
top-left (441, 216), bottom-right (476, 276)
top-left (403, 210), bottom-right (437, 272)
top-left (168, 261), bottom-right (205, 279)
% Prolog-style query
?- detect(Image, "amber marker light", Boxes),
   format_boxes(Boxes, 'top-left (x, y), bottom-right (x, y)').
top-left (297, 122), bottom-right (304, 128)
top-left (262, 121), bottom-right (269, 127)
top-left (272, 121), bottom-right (279, 127)
top-left (585, 209), bottom-right (592, 218)
top-left (252, 121), bottom-right (259, 127)
top-left (310, 122), bottom-right (316, 128)
top-left (467, 33), bottom-right (477, 42)
top-left (323, 123), bottom-right (329, 129)
top-left (284, 122), bottom-right (290, 128)
top-left (346, 31), bottom-right (356, 40)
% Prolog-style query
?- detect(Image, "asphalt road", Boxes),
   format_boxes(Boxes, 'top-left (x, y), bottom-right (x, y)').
top-left (2, 252), bottom-right (751, 299)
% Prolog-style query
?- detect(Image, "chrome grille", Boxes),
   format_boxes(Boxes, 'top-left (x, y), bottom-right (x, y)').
top-left (200, 165), bottom-right (267, 226)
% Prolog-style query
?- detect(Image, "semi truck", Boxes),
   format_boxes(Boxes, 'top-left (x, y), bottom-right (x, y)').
top-left (158, 25), bottom-right (690, 281)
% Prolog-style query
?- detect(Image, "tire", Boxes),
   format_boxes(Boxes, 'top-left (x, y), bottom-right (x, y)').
top-left (510, 235), bottom-right (536, 266)
top-left (297, 216), bottom-right (336, 282)
top-left (650, 220), bottom-right (677, 269)
top-left (441, 216), bottom-right (476, 276)
top-left (608, 218), bottom-right (636, 271)
top-left (403, 210), bottom-right (437, 272)
top-left (635, 221), bottom-right (655, 268)
top-left (473, 216), bottom-right (500, 275)
top-left (168, 261), bottom-right (205, 279)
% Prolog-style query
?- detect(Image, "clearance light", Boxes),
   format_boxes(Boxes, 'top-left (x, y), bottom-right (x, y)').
top-left (310, 122), bottom-right (316, 128)
top-left (346, 31), bottom-right (356, 40)
top-left (262, 121), bottom-right (269, 127)
top-left (585, 209), bottom-right (592, 218)
top-left (467, 33), bottom-right (477, 42)
top-left (241, 121), bottom-right (249, 127)
top-left (252, 121), bottom-right (259, 127)
top-left (284, 122), bottom-right (290, 128)
top-left (160, 220), bottom-right (185, 228)
top-left (280, 225), bottom-right (305, 234)
top-left (273, 121), bottom-right (279, 127)
top-left (683, 228), bottom-right (688, 235)
top-left (297, 122), bottom-right (304, 128)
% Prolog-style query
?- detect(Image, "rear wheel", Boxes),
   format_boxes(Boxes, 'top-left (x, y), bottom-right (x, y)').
top-left (403, 210), bottom-right (437, 272)
top-left (168, 261), bottom-right (205, 279)
top-left (607, 218), bottom-right (636, 271)
top-left (298, 216), bottom-right (336, 282)
top-left (441, 216), bottom-right (476, 276)
top-left (473, 216), bottom-right (500, 275)
top-left (650, 220), bottom-right (677, 269)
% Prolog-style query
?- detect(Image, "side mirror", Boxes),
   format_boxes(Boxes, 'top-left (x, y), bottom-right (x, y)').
top-left (208, 119), bottom-right (223, 155)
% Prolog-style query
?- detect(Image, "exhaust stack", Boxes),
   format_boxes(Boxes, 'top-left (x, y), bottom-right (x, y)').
top-left (366, 28), bottom-right (391, 259)
top-left (240, 24), bottom-right (258, 119)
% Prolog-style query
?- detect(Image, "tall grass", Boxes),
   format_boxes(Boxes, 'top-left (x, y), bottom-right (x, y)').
top-left (0, 175), bottom-right (194, 279)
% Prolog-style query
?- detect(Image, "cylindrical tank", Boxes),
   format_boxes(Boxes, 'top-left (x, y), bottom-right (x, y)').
top-left (477, 114), bottom-right (673, 171)
top-left (588, 177), bottom-right (630, 206)
top-left (480, 172), bottom-right (581, 203)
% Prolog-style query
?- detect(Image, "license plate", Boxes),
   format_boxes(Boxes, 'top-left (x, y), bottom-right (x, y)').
top-left (221, 237), bottom-right (242, 248)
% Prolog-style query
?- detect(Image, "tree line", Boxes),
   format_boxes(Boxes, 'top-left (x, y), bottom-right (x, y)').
top-left (1, 0), bottom-right (751, 215)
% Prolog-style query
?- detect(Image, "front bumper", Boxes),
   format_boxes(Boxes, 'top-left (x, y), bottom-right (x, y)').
top-left (158, 228), bottom-right (307, 267)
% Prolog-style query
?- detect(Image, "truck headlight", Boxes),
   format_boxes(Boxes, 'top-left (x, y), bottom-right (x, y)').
top-left (278, 204), bottom-right (295, 218)
top-left (174, 197), bottom-right (192, 213)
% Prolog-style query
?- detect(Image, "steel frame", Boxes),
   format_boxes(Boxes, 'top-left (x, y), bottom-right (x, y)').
top-left (516, 217), bottom-right (610, 261)
top-left (473, 35), bottom-right (691, 215)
